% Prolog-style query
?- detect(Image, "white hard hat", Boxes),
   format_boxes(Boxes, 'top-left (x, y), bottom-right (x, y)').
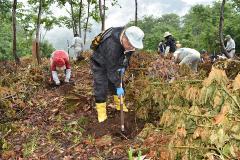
top-left (164, 31), bottom-right (172, 38)
top-left (125, 26), bottom-right (144, 49)
top-left (225, 35), bottom-right (231, 39)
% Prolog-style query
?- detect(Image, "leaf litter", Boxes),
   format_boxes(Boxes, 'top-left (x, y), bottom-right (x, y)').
top-left (0, 52), bottom-right (240, 159)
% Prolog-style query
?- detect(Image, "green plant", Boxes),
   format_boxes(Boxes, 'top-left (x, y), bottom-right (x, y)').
top-left (128, 147), bottom-right (134, 160)
top-left (23, 133), bottom-right (39, 157)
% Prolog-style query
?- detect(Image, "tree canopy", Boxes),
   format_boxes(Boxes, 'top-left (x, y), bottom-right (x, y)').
top-left (132, 1), bottom-right (240, 54)
top-left (0, 0), bottom-right (239, 61)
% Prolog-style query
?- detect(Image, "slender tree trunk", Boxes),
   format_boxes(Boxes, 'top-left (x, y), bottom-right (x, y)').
top-left (99, 0), bottom-right (105, 31)
top-left (35, 0), bottom-right (42, 65)
top-left (70, 0), bottom-right (77, 34)
top-left (84, 0), bottom-right (90, 44)
top-left (103, 0), bottom-right (105, 30)
top-left (219, 0), bottom-right (228, 57)
top-left (135, 0), bottom-right (138, 26)
top-left (12, 0), bottom-right (20, 64)
top-left (78, 0), bottom-right (83, 38)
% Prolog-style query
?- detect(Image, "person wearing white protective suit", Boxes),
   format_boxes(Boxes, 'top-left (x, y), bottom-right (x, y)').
top-left (69, 33), bottom-right (84, 61)
top-left (225, 35), bottom-right (235, 59)
top-left (50, 50), bottom-right (71, 85)
top-left (173, 48), bottom-right (201, 72)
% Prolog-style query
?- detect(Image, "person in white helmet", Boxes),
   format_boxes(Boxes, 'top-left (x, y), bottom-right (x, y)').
top-left (69, 33), bottom-right (84, 61)
top-left (173, 48), bottom-right (201, 72)
top-left (224, 35), bottom-right (235, 59)
top-left (91, 26), bottom-right (144, 122)
top-left (163, 31), bottom-right (176, 56)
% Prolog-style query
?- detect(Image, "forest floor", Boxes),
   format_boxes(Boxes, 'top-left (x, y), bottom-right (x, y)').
top-left (0, 53), bottom-right (170, 160)
top-left (1, 52), bottom-right (240, 160)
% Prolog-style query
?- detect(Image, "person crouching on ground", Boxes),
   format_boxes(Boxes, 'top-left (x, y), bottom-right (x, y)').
top-left (173, 48), bottom-right (201, 72)
top-left (50, 50), bottom-right (71, 85)
top-left (91, 26), bottom-right (144, 123)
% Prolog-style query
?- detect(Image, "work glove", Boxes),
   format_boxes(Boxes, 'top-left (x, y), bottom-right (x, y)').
top-left (55, 81), bottom-right (60, 86)
top-left (52, 71), bottom-right (60, 86)
top-left (117, 68), bottom-right (125, 76)
top-left (64, 78), bottom-right (70, 83)
top-left (65, 69), bottom-right (71, 80)
top-left (116, 87), bottom-right (124, 97)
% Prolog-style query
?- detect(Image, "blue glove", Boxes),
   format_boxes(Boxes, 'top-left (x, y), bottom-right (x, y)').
top-left (117, 87), bottom-right (124, 96)
top-left (117, 68), bottom-right (125, 75)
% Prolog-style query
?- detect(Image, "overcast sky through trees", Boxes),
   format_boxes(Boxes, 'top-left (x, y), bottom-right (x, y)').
top-left (43, 0), bottom-right (215, 51)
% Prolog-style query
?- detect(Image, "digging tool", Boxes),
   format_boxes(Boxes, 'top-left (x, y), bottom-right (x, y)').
top-left (119, 70), bottom-right (125, 132)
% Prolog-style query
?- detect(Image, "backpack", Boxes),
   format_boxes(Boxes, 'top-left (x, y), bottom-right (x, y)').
top-left (90, 27), bottom-right (113, 51)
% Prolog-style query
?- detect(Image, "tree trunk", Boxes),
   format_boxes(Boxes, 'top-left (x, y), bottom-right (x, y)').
top-left (84, 0), bottom-right (90, 44)
top-left (99, 0), bottom-right (105, 31)
top-left (219, 0), bottom-right (228, 57)
top-left (70, 0), bottom-right (77, 35)
top-left (12, 0), bottom-right (20, 64)
top-left (135, 0), bottom-right (138, 26)
top-left (103, 0), bottom-right (105, 30)
top-left (78, 0), bottom-right (83, 38)
top-left (35, 0), bottom-right (42, 65)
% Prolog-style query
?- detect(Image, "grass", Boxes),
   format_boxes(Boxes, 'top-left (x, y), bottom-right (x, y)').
top-left (23, 133), bottom-right (39, 157)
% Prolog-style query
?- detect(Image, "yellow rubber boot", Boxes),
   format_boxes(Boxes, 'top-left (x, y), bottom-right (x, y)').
top-left (113, 95), bottom-right (128, 112)
top-left (96, 102), bottom-right (107, 122)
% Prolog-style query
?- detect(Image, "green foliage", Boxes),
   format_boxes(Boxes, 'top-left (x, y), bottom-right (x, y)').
top-left (131, 2), bottom-right (240, 54)
top-left (0, 0), bottom-right (57, 61)
top-left (0, 10), bottom-right (32, 61)
top-left (23, 133), bottom-right (39, 157)
top-left (0, 0), bottom-right (11, 20)
top-left (128, 147), bottom-right (134, 160)
top-left (129, 14), bottom-right (181, 51)
top-left (40, 40), bottom-right (55, 58)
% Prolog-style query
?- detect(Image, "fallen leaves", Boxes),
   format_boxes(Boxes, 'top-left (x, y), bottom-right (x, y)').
top-left (95, 135), bottom-right (112, 147)
top-left (213, 103), bottom-right (230, 125)
top-left (203, 67), bottom-right (228, 87)
top-left (232, 73), bottom-right (240, 91)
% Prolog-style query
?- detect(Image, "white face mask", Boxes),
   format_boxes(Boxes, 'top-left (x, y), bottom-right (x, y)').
top-left (56, 66), bottom-right (66, 71)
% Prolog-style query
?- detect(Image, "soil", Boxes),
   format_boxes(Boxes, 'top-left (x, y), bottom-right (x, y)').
top-left (85, 109), bottom-right (145, 139)
top-left (0, 59), bottom-right (146, 159)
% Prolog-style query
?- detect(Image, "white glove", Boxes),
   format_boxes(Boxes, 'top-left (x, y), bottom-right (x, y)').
top-left (64, 78), bottom-right (70, 83)
top-left (52, 71), bottom-right (60, 85)
top-left (164, 46), bottom-right (170, 56)
top-left (65, 69), bottom-right (71, 80)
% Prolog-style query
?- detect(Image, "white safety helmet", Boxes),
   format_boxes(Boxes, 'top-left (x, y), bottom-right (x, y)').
top-left (125, 26), bottom-right (144, 49)
top-left (225, 35), bottom-right (231, 39)
top-left (164, 31), bottom-right (172, 38)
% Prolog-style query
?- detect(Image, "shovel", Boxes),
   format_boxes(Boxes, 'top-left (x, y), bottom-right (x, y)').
top-left (119, 70), bottom-right (125, 132)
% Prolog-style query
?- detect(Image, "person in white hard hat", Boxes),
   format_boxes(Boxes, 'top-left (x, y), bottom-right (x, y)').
top-left (91, 26), bottom-right (144, 122)
top-left (224, 35), bottom-right (235, 59)
top-left (163, 31), bottom-right (176, 56)
top-left (173, 48), bottom-right (201, 72)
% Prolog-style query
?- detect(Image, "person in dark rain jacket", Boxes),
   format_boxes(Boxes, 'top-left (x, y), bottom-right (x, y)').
top-left (163, 31), bottom-right (176, 56)
top-left (91, 26), bottom-right (144, 122)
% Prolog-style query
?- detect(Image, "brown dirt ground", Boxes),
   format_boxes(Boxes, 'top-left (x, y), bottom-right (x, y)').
top-left (0, 58), bottom-right (147, 159)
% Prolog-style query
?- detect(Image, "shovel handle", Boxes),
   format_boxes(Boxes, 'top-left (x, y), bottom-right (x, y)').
top-left (120, 95), bottom-right (124, 132)
top-left (119, 70), bottom-right (125, 132)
